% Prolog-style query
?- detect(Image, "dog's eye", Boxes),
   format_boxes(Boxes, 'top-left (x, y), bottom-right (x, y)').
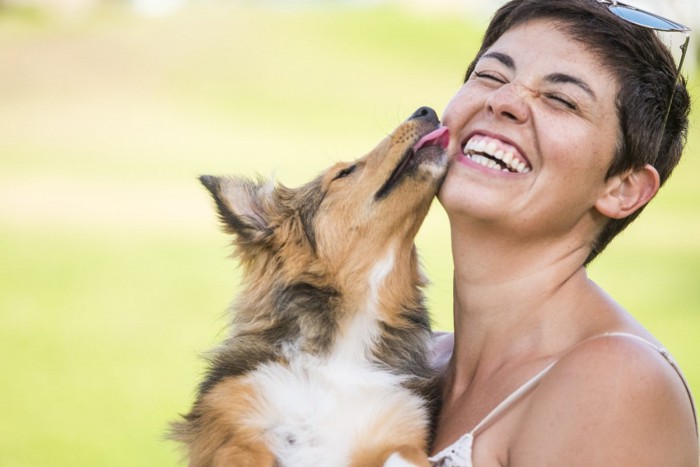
top-left (332, 164), bottom-right (357, 181)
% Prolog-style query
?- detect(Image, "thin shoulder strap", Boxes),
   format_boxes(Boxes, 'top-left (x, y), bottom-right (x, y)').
top-left (471, 332), bottom-right (698, 437)
top-left (601, 332), bottom-right (698, 434)
top-left (470, 360), bottom-right (557, 437)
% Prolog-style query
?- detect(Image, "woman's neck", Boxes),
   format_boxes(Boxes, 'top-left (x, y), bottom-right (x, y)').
top-left (445, 220), bottom-right (603, 388)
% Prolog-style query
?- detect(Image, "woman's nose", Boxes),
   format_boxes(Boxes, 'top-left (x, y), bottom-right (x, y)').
top-left (486, 82), bottom-right (531, 123)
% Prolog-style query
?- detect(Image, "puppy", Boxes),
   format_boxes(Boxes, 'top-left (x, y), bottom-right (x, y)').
top-left (171, 107), bottom-right (449, 466)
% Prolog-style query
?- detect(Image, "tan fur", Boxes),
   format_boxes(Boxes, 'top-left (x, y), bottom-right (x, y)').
top-left (182, 379), bottom-right (275, 467)
top-left (351, 446), bottom-right (431, 467)
top-left (172, 107), bottom-right (448, 466)
top-left (348, 402), bottom-right (431, 467)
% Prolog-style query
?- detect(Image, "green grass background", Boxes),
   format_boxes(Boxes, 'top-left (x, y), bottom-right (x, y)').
top-left (0, 4), bottom-right (697, 466)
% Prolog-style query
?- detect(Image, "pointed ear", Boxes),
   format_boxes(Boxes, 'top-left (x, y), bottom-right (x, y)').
top-left (199, 175), bottom-right (275, 244)
top-left (595, 164), bottom-right (660, 219)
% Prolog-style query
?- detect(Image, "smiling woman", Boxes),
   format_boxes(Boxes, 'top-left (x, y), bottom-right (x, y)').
top-left (441, 19), bottom-right (624, 242)
top-left (430, 0), bottom-right (698, 466)
top-left (0, 2), bottom-right (698, 466)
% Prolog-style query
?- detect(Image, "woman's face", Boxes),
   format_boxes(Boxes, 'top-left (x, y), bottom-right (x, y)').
top-left (439, 19), bottom-right (620, 240)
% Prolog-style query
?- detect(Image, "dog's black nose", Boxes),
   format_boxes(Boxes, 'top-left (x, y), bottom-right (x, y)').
top-left (409, 106), bottom-right (439, 125)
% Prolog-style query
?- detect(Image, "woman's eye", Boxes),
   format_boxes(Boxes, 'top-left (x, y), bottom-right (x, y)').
top-left (474, 71), bottom-right (506, 84)
top-left (546, 94), bottom-right (577, 110)
top-left (332, 164), bottom-right (357, 181)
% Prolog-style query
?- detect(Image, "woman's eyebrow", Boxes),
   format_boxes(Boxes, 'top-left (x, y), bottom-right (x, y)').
top-left (480, 51), bottom-right (597, 101)
top-left (481, 51), bottom-right (515, 69)
top-left (545, 73), bottom-right (597, 100)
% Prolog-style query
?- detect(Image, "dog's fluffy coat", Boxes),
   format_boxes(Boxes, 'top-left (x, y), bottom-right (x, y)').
top-left (171, 107), bottom-right (449, 466)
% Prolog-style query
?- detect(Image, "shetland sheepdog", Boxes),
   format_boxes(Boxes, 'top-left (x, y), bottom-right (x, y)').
top-left (171, 107), bottom-right (449, 466)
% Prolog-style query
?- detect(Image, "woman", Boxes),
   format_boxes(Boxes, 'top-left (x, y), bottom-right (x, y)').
top-left (430, 0), bottom-right (698, 465)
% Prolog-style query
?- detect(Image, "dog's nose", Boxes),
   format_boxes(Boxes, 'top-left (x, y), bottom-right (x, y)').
top-left (409, 106), bottom-right (439, 125)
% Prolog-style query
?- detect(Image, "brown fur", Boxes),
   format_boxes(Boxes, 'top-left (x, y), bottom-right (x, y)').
top-left (348, 403), bottom-right (432, 467)
top-left (171, 107), bottom-right (448, 466)
top-left (182, 379), bottom-right (275, 467)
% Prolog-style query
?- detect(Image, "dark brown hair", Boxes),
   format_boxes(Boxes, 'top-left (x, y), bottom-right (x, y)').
top-left (464, 0), bottom-right (690, 263)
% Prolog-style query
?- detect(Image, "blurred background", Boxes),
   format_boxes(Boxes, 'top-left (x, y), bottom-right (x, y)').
top-left (0, 0), bottom-right (698, 465)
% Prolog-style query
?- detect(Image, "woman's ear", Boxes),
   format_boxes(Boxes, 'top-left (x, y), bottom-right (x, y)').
top-left (595, 164), bottom-right (660, 219)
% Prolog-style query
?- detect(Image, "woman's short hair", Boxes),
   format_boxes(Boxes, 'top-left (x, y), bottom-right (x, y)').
top-left (463, 0), bottom-right (691, 264)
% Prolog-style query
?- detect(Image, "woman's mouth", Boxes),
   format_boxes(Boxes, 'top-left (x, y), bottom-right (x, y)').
top-left (461, 134), bottom-right (531, 174)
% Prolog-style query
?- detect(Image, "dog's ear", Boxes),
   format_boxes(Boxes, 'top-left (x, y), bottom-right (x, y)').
top-left (199, 175), bottom-right (275, 245)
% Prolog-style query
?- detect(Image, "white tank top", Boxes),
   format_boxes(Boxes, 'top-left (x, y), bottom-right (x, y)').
top-left (428, 333), bottom-right (697, 467)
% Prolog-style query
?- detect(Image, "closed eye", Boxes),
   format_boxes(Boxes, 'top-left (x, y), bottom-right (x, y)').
top-left (546, 94), bottom-right (577, 110)
top-left (332, 164), bottom-right (357, 181)
top-left (474, 71), bottom-right (507, 84)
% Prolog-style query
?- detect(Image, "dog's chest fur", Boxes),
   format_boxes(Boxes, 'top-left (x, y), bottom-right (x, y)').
top-left (209, 251), bottom-right (432, 466)
top-left (245, 350), bottom-right (427, 466)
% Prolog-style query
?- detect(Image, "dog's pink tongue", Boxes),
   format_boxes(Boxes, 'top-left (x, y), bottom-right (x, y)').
top-left (414, 126), bottom-right (450, 151)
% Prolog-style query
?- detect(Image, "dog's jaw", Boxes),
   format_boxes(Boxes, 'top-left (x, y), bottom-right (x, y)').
top-left (375, 125), bottom-right (449, 201)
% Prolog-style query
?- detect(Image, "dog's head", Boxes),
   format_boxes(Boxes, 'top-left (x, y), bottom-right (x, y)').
top-left (201, 107), bottom-right (448, 293)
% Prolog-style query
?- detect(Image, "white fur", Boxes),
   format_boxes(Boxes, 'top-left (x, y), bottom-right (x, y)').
top-left (239, 247), bottom-right (428, 466)
top-left (261, 176), bottom-right (276, 196)
top-left (384, 452), bottom-right (420, 467)
top-left (244, 357), bottom-right (427, 466)
top-left (331, 247), bottom-right (396, 364)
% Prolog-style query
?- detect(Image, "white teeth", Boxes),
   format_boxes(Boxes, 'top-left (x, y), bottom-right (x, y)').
top-left (463, 135), bottom-right (530, 174)
top-left (485, 142), bottom-right (498, 156)
top-left (471, 154), bottom-right (492, 168)
top-left (469, 154), bottom-right (505, 170)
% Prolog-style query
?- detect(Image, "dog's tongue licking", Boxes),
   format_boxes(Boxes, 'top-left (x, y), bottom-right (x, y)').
top-left (413, 127), bottom-right (450, 151)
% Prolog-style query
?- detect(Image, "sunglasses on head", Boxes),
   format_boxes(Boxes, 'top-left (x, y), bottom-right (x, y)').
top-left (598, 0), bottom-right (691, 155)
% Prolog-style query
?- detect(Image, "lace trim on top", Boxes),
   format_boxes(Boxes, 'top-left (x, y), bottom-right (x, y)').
top-left (428, 433), bottom-right (473, 467)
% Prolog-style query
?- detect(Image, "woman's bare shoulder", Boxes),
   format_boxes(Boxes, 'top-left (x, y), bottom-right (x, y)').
top-left (510, 334), bottom-right (698, 466)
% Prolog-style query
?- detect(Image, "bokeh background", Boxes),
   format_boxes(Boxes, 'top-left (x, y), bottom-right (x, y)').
top-left (1, 1), bottom-right (698, 465)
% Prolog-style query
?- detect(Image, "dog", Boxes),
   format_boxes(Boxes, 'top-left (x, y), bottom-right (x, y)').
top-left (171, 106), bottom-right (449, 466)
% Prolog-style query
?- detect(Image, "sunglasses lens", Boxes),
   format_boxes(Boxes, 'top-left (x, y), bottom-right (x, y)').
top-left (609, 5), bottom-right (689, 32)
